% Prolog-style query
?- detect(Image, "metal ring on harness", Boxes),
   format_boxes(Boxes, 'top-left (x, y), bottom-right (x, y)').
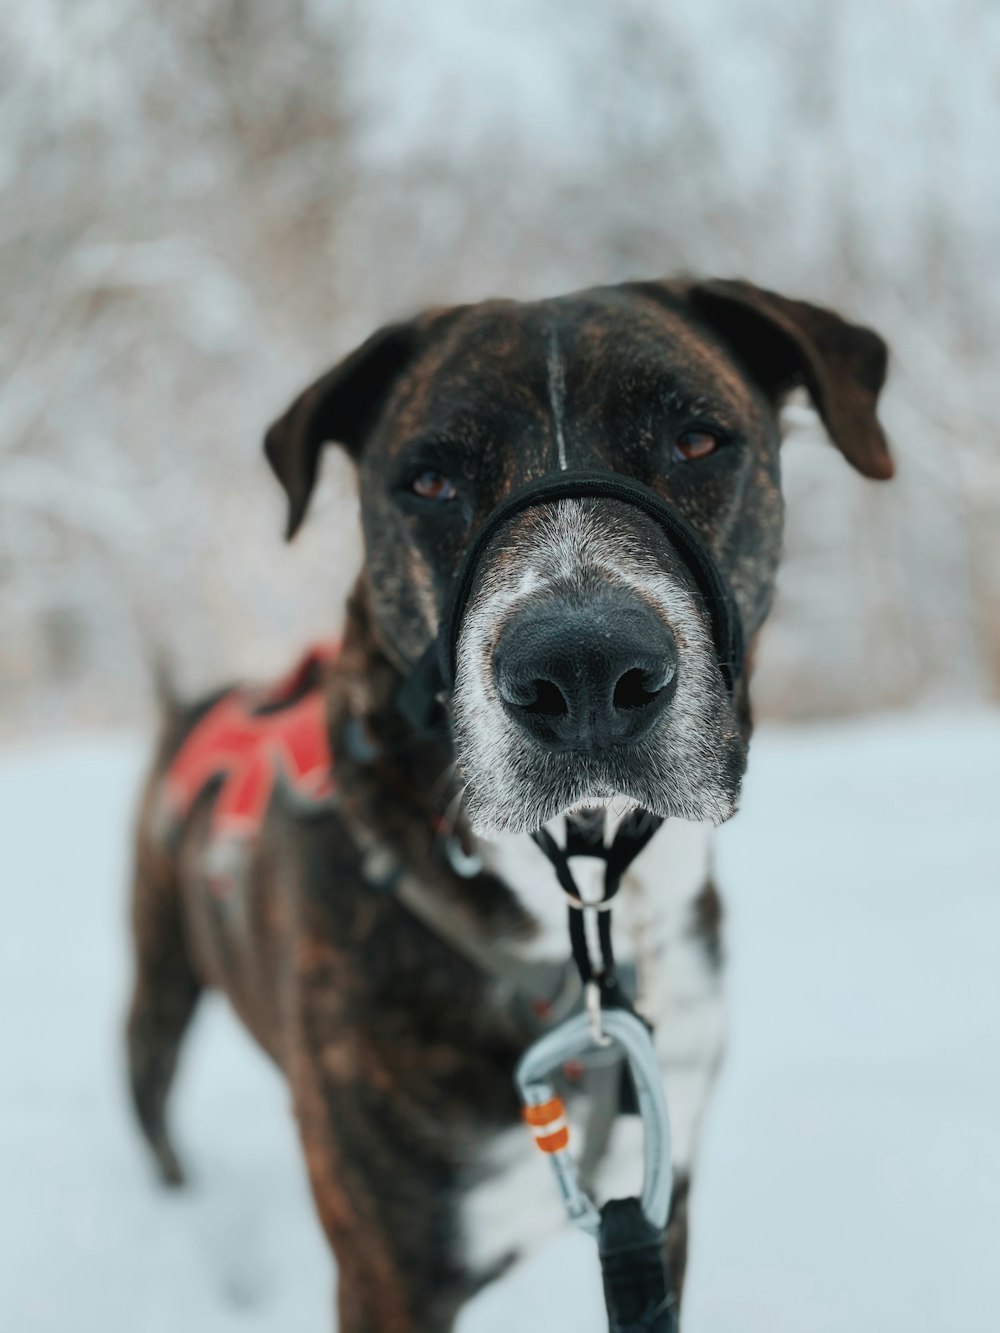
top-left (559, 891), bottom-right (616, 912)
top-left (515, 1008), bottom-right (673, 1238)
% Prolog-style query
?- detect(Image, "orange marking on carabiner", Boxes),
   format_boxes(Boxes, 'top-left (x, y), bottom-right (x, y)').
top-left (535, 1125), bottom-right (570, 1154)
top-left (522, 1097), bottom-right (565, 1128)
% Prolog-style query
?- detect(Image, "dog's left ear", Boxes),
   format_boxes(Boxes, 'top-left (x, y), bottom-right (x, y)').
top-left (264, 320), bottom-right (425, 539)
top-left (676, 278), bottom-right (893, 480)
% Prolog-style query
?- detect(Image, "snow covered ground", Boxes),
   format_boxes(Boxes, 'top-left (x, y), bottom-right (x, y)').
top-left (1, 713), bottom-right (998, 1332)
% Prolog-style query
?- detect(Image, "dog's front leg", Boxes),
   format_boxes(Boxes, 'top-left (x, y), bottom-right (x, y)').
top-left (653, 878), bottom-right (726, 1304)
top-left (288, 1009), bottom-right (471, 1333)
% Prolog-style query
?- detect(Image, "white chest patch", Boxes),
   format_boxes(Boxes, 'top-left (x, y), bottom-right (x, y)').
top-left (462, 817), bottom-right (723, 1283)
top-left (477, 816), bottom-right (713, 989)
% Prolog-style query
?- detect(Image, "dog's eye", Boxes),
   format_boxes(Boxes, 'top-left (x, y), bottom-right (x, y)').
top-left (673, 429), bottom-right (721, 462)
top-left (410, 470), bottom-right (458, 502)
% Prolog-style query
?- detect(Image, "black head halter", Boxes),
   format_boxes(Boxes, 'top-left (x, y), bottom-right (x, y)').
top-left (396, 469), bottom-right (745, 731)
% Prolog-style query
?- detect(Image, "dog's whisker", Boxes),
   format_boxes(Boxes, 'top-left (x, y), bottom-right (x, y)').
top-left (430, 780), bottom-right (474, 859)
top-left (438, 781), bottom-right (470, 836)
top-left (428, 758), bottom-right (462, 806)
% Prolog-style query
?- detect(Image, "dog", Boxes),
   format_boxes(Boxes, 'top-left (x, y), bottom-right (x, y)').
top-left (126, 277), bottom-right (892, 1331)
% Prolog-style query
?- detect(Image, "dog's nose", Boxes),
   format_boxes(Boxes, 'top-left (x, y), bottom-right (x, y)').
top-left (493, 596), bottom-right (678, 751)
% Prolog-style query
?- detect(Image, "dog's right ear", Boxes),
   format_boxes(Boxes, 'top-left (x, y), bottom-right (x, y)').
top-left (264, 321), bottom-right (423, 539)
top-left (682, 279), bottom-right (894, 481)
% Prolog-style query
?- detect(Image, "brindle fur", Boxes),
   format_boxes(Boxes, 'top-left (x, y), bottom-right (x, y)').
top-left (127, 278), bottom-right (891, 1331)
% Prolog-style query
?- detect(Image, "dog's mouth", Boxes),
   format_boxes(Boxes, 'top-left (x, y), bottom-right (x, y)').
top-left (453, 713), bottom-right (746, 836)
top-left (453, 726), bottom-right (745, 837)
top-left (561, 795), bottom-right (643, 824)
top-left (453, 701), bottom-right (746, 836)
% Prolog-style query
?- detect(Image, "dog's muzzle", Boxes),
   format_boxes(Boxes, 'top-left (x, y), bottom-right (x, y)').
top-left (396, 470), bottom-right (745, 735)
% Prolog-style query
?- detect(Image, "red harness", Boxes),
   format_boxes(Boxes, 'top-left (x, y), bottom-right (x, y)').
top-left (162, 644), bottom-right (339, 844)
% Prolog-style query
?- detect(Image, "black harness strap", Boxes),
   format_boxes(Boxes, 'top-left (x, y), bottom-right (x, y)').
top-left (532, 810), bottom-right (663, 1005)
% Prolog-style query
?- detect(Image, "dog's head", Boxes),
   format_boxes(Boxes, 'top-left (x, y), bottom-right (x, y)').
top-left (265, 280), bottom-right (891, 834)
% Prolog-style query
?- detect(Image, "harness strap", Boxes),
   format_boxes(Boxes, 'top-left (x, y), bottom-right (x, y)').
top-left (353, 823), bottom-right (582, 1028)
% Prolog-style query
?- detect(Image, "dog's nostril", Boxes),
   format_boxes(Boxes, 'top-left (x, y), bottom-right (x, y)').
top-left (520, 679), bottom-right (569, 717)
top-left (612, 664), bottom-right (675, 713)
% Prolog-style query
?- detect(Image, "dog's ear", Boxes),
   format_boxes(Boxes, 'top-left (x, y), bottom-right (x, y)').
top-left (264, 321), bottom-right (424, 539)
top-left (673, 279), bottom-right (893, 480)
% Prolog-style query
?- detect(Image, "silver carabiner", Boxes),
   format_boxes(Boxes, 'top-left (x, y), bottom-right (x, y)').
top-left (515, 1008), bottom-right (673, 1237)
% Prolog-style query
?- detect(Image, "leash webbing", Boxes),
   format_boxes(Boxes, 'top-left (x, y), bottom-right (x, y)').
top-left (599, 1198), bottom-right (679, 1333)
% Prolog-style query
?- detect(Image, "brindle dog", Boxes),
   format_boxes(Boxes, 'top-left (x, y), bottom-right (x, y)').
top-left (127, 278), bottom-right (892, 1331)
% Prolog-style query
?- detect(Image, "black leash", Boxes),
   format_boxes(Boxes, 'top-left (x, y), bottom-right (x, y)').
top-left (599, 1198), bottom-right (678, 1333)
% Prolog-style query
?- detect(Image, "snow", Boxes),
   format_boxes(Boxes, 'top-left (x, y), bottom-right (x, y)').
top-left (1, 715), bottom-right (998, 1332)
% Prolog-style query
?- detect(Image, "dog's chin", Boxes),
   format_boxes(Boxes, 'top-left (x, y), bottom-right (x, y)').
top-left (460, 743), bottom-right (746, 837)
top-left (561, 796), bottom-right (642, 822)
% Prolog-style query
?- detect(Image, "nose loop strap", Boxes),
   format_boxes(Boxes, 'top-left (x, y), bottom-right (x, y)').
top-left (396, 469), bottom-right (745, 732)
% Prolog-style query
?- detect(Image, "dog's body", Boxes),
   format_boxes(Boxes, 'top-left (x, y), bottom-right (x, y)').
top-left (127, 279), bottom-right (891, 1330)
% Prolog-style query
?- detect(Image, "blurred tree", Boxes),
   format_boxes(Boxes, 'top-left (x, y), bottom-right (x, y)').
top-left (2, 0), bottom-right (998, 733)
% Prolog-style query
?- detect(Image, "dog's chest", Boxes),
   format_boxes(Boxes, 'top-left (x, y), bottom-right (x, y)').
top-left (462, 818), bottom-right (714, 1279)
top-left (476, 817), bottom-right (714, 1018)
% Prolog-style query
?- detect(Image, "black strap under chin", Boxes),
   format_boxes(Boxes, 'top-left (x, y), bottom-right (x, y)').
top-left (531, 810), bottom-right (664, 1003)
top-left (396, 469), bottom-right (745, 732)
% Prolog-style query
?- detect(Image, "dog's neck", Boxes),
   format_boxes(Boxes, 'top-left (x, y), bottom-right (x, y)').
top-left (326, 580), bottom-right (542, 944)
top-left (325, 577), bottom-right (459, 830)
